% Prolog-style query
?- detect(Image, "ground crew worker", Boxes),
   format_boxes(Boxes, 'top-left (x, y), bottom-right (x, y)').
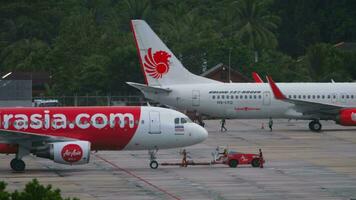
top-left (268, 117), bottom-right (273, 131)
top-left (181, 149), bottom-right (188, 167)
top-left (220, 118), bottom-right (227, 132)
top-left (259, 148), bottom-right (264, 168)
top-left (223, 148), bottom-right (228, 160)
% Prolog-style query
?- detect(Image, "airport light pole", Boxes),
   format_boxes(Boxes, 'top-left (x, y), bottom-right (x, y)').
top-left (228, 48), bottom-right (232, 83)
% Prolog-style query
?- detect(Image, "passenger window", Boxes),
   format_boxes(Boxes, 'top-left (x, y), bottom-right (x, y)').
top-left (245, 95), bottom-right (248, 99)
top-left (308, 95), bottom-right (311, 99)
top-left (231, 95), bottom-right (234, 99)
top-left (181, 118), bottom-right (187, 124)
top-left (258, 95), bottom-right (262, 99)
top-left (312, 95), bottom-right (315, 99)
top-left (222, 95), bottom-right (225, 99)
top-left (141, 120), bottom-right (144, 124)
top-left (288, 95), bottom-right (292, 98)
top-left (236, 95), bottom-right (239, 99)
top-left (226, 95), bottom-right (229, 99)
top-left (240, 95), bottom-right (243, 99)
top-left (327, 95), bottom-right (330, 99)
top-left (352, 95), bottom-right (354, 99)
top-left (293, 95), bottom-right (296, 99)
top-left (174, 118), bottom-right (179, 124)
top-left (217, 95), bottom-right (220, 99)
top-left (298, 95), bottom-right (301, 99)
top-left (322, 95), bottom-right (325, 99)
top-left (254, 95), bottom-right (256, 99)
top-left (212, 95), bottom-right (215, 99)
top-left (303, 95), bottom-right (306, 99)
top-left (342, 95), bottom-right (345, 99)
top-left (317, 95), bottom-right (320, 99)
top-left (249, 95), bottom-right (252, 99)
top-left (346, 95), bottom-right (349, 99)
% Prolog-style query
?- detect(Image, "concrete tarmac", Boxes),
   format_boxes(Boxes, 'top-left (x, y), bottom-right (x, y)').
top-left (1, 119), bottom-right (356, 200)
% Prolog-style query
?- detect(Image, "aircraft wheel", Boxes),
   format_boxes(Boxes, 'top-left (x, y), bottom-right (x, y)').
top-left (150, 160), bottom-right (159, 169)
top-left (309, 121), bottom-right (322, 132)
top-left (10, 158), bottom-right (25, 172)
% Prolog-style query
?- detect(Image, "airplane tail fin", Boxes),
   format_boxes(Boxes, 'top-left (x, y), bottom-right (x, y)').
top-left (130, 20), bottom-right (217, 86)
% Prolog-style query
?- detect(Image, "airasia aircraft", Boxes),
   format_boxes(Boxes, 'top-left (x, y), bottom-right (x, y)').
top-left (0, 106), bottom-right (207, 171)
top-left (127, 20), bottom-right (356, 132)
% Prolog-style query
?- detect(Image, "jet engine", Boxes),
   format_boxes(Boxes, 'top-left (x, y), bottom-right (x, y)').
top-left (336, 109), bottom-right (356, 126)
top-left (33, 141), bottom-right (90, 165)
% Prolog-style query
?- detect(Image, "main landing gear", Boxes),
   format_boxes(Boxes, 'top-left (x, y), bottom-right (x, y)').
top-left (10, 145), bottom-right (30, 172)
top-left (309, 120), bottom-right (322, 132)
top-left (148, 149), bottom-right (159, 169)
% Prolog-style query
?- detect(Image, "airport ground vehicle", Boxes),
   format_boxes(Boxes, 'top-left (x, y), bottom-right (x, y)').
top-left (161, 148), bottom-right (264, 168)
top-left (214, 151), bottom-right (264, 168)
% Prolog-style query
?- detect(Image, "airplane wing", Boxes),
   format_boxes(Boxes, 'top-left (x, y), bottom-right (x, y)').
top-left (266, 76), bottom-right (344, 116)
top-left (0, 129), bottom-right (74, 144)
top-left (252, 72), bottom-right (264, 83)
top-left (126, 82), bottom-right (172, 94)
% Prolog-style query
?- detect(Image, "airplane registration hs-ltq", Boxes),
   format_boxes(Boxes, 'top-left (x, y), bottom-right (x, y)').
top-left (128, 19), bottom-right (356, 132)
top-left (0, 106), bottom-right (207, 171)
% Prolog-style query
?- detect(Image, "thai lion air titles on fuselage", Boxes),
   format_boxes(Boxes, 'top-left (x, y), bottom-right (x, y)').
top-left (0, 106), bottom-right (207, 150)
top-left (152, 83), bottom-right (356, 120)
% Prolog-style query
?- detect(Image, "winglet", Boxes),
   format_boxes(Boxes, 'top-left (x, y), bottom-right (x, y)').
top-left (252, 72), bottom-right (264, 83)
top-left (266, 76), bottom-right (286, 100)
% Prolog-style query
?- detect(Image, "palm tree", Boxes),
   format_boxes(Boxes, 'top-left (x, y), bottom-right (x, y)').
top-left (124, 0), bottom-right (151, 19)
top-left (232, 0), bottom-right (280, 61)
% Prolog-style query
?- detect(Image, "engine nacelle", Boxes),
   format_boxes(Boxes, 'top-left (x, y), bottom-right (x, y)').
top-left (0, 144), bottom-right (18, 154)
top-left (34, 141), bottom-right (91, 165)
top-left (336, 109), bottom-right (356, 126)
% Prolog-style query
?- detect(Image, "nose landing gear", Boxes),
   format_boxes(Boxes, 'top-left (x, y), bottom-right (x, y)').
top-left (309, 120), bottom-right (322, 132)
top-left (148, 149), bottom-right (159, 169)
top-left (10, 158), bottom-right (26, 172)
top-left (10, 145), bottom-right (30, 172)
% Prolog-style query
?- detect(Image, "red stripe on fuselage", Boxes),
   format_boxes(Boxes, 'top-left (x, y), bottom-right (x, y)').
top-left (0, 106), bottom-right (141, 150)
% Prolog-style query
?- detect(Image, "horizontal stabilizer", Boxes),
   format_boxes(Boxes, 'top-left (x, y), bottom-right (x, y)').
top-left (126, 82), bottom-right (171, 93)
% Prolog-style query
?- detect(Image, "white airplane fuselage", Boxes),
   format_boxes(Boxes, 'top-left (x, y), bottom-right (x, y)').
top-left (145, 82), bottom-right (356, 120)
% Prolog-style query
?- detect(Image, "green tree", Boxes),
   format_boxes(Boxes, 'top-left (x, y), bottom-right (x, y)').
top-left (0, 181), bottom-right (10, 200)
top-left (303, 43), bottom-right (350, 81)
top-left (0, 179), bottom-right (78, 200)
top-left (233, 0), bottom-right (280, 51)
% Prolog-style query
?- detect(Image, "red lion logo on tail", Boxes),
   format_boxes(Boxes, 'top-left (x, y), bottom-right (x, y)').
top-left (144, 48), bottom-right (171, 79)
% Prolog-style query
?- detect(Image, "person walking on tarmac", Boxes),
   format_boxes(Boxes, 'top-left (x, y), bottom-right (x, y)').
top-left (268, 117), bottom-right (273, 132)
top-left (220, 118), bottom-right (227, 132)
top-left (181, 149), bottom-right (188, 167)
top-left (259, 148), bottom-right (264, 168)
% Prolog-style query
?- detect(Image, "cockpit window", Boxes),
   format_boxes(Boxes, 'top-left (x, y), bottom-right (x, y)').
top-left (174, 118), bottom-right (179, 124)
top-left (181, 118), bottom-right (187, 124)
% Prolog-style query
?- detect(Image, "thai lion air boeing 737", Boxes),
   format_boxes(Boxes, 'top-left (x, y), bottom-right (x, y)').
top-left (127, 20), bottom-right (356, 132)
top-left (0, 106), bottom-right (207, 171)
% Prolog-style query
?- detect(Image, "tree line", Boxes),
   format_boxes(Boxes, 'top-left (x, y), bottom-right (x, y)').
top-left (0, 0), bottom-right (356, 96)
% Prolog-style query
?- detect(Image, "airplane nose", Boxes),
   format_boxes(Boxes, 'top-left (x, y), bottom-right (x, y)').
top-left (194, 124), bottom-right (208, 143)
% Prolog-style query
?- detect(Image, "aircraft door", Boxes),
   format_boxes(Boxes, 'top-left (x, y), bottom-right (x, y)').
top-left (192, 90), bottom-right (200, 106)
top-left (149, 111), bottom-right (161, 134)
top-left (263, 91), bottom-right (271, 105)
